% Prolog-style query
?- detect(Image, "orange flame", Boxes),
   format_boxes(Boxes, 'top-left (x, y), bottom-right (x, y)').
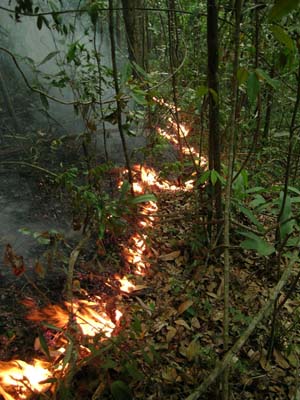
top-left (26, 299), bottom-right (122, 338)
top-left (0, 359), bottom-right (51, 399)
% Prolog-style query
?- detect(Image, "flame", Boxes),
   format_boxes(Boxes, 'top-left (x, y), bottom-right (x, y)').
top-left (27, 299), bottom-right (121, 338)
top-left (115, 275), bottom-right (136, 293)
top-left (0, 96), bottom-right (207, 400)
top-left (0, 359), bottom-right (51, 399)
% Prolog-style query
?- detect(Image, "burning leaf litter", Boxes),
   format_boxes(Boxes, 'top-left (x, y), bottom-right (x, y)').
top-left (0, 101), bottom-right (208, 399)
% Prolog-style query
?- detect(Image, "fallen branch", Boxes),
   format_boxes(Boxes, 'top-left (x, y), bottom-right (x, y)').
top-left (185, 250), bottom-right (299, 400)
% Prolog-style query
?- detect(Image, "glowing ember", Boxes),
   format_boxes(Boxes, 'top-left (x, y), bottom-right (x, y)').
top-left (0, 359), bottom-right (51, 399)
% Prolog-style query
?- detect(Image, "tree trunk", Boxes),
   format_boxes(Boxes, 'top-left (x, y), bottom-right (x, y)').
top-left (109, 0), bottom-right (133, 190)
top-left (121, 0), bottom-right (147, 73)
top-left (223, 1), bottom-right (243, 398)
top-left (207, 0), bottom-right (223, 235)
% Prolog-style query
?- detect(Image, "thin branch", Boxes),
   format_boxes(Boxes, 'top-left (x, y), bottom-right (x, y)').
top-left (0, 5), bottom-right (194, 17)
top-left (0, 161), bottom-right (57, 178)
top-left (0, 46), bottom-right (116, 106)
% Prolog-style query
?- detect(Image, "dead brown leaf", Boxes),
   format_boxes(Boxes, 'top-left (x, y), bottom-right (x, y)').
top-left (177, 299), bottom-right (194, 315)
top-left (159, 250), bottom-right (181, 261)
top-left (166, 326), bottom-right (177, 342)
top-left (273, 348), bottom-right (290, 369)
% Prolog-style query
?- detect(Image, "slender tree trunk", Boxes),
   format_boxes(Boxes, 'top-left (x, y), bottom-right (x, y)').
top-left (223, 1), bottom-right (242, 398)
top-left (108, 0), bottom-right (133, 190)
top-left (121, 0), bottom-right (147, 74)
top-left (207, 0), bottom-right (222, 237)
top-left (167, 0), bottom-right (183, 165)
top-left (263, 64), bottom-right (275, 141)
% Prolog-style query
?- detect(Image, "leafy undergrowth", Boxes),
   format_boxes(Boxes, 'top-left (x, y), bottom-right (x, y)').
top-left (1, 182), bottom-right (300, 400)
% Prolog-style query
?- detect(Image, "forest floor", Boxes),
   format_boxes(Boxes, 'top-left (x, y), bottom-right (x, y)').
top-left (0, 116), bottom-right (299, 400)
top-left (0, 168), bottom-right (299, 400)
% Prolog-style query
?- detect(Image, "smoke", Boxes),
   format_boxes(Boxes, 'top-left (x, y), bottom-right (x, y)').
top-left (0, 0), bottom-right (146, 280)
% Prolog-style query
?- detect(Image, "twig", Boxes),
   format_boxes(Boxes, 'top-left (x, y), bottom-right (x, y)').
top-left (0, 46), bottom-right (117, 107)
top-left (0, 160), bottom-right (57, 178)
top-left (185, 250), bottom-right (299, 400)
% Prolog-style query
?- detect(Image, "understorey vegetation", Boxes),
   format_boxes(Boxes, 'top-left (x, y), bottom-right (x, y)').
top-left (1, 1), bottom-right (300, 399)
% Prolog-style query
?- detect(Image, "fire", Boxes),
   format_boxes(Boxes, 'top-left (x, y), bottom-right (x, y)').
top-left (115, 275), bottom-right (136, 293)
top-left (122, 233), bottom-right (150, 275)
top-left (27, 299), bottom-right (122, 338)
top-left (0, 359), bottom-right (51, 399)
top-left (0, 95), bottom-right (206, 400)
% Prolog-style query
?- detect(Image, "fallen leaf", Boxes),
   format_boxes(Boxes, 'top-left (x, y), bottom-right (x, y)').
top-left (132, 284), bottom-right (148, 292)
top-left (161, 367), bottom-right (178, 383)
top-left (273, 348), bottom-right (290, 369)
top-left (259, 351), bottom-right (271, 371)
top-left (159, 250), bottom-right (181, 261)
top-left (191, 317), bottom-right (200, 329)
top-left (177, 299), bottom-right (194, 315)
top-left (175, 319), bottom-right (191, 330)
top-left (207, 292), bottom-right (218, 299)
top-left (166, 326), bottom-right (177, 342)
top-left (186, 340), bottom-right (201, 361)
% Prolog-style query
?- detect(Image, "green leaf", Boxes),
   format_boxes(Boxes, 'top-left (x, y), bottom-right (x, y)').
top-left (131, 88), bottom-right (148, 106)
top-left (195, 85), bottom-right (209, 98)
top-left (37, 15), bottom-right (43, 30)
top-left (101, 359), bottom-right (117, 370)
top-left (246, 186), bottom-right (265, 194)
top-left (270, 25), bottom-right (295, 51)
top-left (237, 67), bottom-right (249, 86)
top-left (125, 361), bottom-right (144, 381)
top-left (238, 204), bottom-right (264, 231)
top-left (210, 169), bottom-right (219, 186)
top-left (247, 72), bottom-right (260, 104)
top-left (255, 68), bottom-right (279, 89)
top-left (131, 316), bottom-right (142, 334)
top-left (67, 42), bottom-right (77, 63)
top-left (62, 341), bottom-right (73, 368)
top-left (37, 237), bottom-right (51, 245)
top-left (120, 180), bottom-right (130, 197)
top-left (38, 51), bottom-right (60, 67)
top-left (249, 194), bottom-right (266, 209)
top-left (88, 3), bottom-right (99, 26)
top-left (131, 193), bottom-right (157, 204)
top-left (279, 193), bottom-right (294, 240)
top-left (269, 0), bottom-right (300, 21)
top-left (110, 380), bottom-right (132, 400)
top-left (120, 62), bottom-right (132, 87)
top-left (288, 186), bottom-right (300, 195)
top-left (19, 227), bottom-right (31, 235)
top-left (40, 93), bottom-right (49, 109)
top-left (38, 332), bottom-right (50, 359)
top-left (208, 88), bottom-right (218, 104)
top-left (240, 232), bottom-right (275, 256)
top-left (132, 61), bottom-right (149, 79)
top-left (198, 170), bottom-right (211, 185)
